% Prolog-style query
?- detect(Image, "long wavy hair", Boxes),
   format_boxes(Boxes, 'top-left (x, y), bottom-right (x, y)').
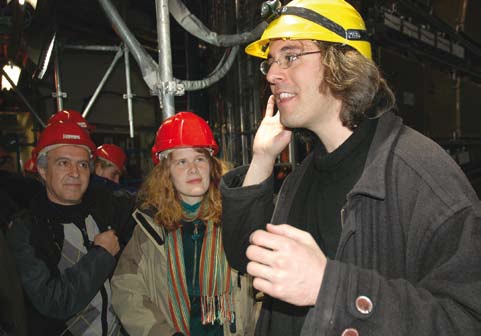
top-left (138, 148), bottom-right (223, 231)
top-left (315, 41), bottom-right (397, 130)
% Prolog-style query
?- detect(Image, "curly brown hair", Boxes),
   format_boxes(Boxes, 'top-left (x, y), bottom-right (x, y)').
top-left (137, 148), bottom-right (223, 231)
top-left (315, 41), bottom-right (396, 130)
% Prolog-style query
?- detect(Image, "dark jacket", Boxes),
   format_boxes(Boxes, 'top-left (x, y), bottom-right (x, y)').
top-left (0, 229), bottom-right (27, 336)
top-left (6, 184), bottom-right (136, 335)
top-left (221, 111), bottom-right (481, 336)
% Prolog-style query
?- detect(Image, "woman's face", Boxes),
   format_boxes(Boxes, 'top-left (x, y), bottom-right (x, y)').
top-left (169, 147), bottom-right (211, 205)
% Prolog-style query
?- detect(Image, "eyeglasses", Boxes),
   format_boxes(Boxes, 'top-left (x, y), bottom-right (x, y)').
top-left (259, 50), bottom-right (322, 75)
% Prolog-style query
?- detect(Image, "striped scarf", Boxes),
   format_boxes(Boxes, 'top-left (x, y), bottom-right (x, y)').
top-left (166, 202), bottom-right (234, 335)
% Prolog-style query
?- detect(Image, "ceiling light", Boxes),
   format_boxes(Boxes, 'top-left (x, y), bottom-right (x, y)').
top-left (1, 62), bottom-right (22, 90)
top-left (7, 0), bottom-right (37, 9)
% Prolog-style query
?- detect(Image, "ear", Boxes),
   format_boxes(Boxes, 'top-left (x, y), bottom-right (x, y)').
top-left (94, 162), bottom-right (102, 175)
top-left (37, 166), bottom-right (47, 181)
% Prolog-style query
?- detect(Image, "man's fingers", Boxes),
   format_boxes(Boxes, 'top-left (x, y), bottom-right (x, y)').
top-left (252, 276), bottom-right (272, 295)
top-left (246, 260), bottom-right (272, 280)
top-left (246, 244), bottom-right (276, 266)
top-left (249, 229), bottom-right (289, 251)
top-left (266, 223), bottom-right (314, 245)
top-left (265, 95), bottom-right (276, 117)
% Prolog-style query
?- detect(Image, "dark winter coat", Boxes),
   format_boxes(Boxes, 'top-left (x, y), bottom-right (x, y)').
top-left (6, 184), bottom-right (136, 335)
top-left (221, 111), bottom-right (481, 336)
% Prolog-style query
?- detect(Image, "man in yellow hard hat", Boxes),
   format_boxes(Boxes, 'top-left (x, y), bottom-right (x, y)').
top-left (221, 1), bottom-right (481, 335)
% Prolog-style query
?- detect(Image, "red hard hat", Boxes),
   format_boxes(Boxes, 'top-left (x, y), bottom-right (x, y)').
top-left (96, 144), bottom-right (126, 169)
top-left (35, 122), bottom-right (96, 156)
top-left (23, 157), bottom-right (37, 173)
top-left (47, 109), bottom-right (95, 131)
top-left (151, 112), bottom-right (219, 165)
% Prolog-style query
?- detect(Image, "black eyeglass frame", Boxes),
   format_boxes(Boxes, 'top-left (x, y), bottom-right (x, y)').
top-left (259, 50), bottom-right (322, 75)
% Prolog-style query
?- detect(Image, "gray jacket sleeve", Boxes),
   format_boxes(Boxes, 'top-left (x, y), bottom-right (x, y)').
top-left (6, 217), bottom-right (116, 320)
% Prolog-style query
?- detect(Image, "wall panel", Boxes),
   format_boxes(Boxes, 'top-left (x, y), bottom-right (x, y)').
top-left (377, 48), bottom-right (426, 133)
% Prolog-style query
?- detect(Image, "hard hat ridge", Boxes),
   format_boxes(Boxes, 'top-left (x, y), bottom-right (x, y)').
top-left (96, 144), bottom-right (127, 170)
top-left (246, 0), bottom-right (372, 59)
top-left (151, 112), bottom-right (219, 165)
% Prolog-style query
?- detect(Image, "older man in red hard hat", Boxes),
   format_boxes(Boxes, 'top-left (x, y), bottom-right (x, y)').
top-left (6, 122), bottom-right (135, 336)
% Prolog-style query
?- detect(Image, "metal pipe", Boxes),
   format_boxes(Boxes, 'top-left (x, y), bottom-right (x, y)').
top-left (156, 0), bottom-right (175, 120)
top-left (124, 45), bottom-right (135, 138)
top-left (180, 46), bottom-right (238, 91)
top-left (82, 47), bottom-right (124, 118)
top-left (97, 0), bottom-right (159, 91)
top-left (235, 0), bottom-right (248, 165)
top-left (53, 44), bottom-right (64, 111)
top-left (169, 0), bottom-right (266, 47)
top-left (0, 67), bottom-right (46, 128)
top-left (64, 45), bottom-right (121, 52)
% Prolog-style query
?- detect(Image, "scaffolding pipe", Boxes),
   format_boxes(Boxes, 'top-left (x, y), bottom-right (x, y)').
top-left (0, 67), bottom-right (46, 128)
top-left (64, 45), bottom-right (121, 52)
top-left (235, 0), bottom-right (248, 165)
top-left (82, 47), bottom-right (124, 118)
top-left (156, 0), bottom-right (175, 119)
top-left (124, 46), bottom-right (135, 138)
top-left (97, 0), bottom-right (241, 94)
top-left (97, 0), bottom-right (159, 91)
top-left (53, 44), bottom-right (64, 111)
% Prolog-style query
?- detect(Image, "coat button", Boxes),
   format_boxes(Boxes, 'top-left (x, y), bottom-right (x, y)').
top-left (355, 295), bottom-right (373, 314)
top-left (341, 328), bottom-right (359, 336)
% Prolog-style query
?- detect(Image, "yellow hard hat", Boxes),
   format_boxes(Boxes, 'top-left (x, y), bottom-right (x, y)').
top-left (246, 0), bottom-right (372, 59)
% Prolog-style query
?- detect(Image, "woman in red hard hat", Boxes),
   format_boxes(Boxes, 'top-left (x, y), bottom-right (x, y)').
top-left (111, 112), bottom-right (256, 336)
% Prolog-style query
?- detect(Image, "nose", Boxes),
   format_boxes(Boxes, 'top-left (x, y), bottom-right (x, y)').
top-left (266, 63), bottom-right (285, 84)
top-left (69, 164), bottom-right (80, 177)
top-left (187, 161), bottom-right (199, 174)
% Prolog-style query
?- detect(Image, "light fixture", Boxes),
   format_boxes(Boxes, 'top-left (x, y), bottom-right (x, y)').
top-left (1, 62), bottom-right (22, 90)
top-left (7, 0), bottom-right (37, 9)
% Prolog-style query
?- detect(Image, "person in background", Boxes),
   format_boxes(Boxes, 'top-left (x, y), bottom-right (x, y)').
top-left (92, 144), bottom-right (127, 188)
top-left (111, 112), bottom-right (257, 336)
top-left (220, 0), bottom-right (481, 335)
top-left (0, 146), bottom-right (43, 216)
top-left (7, 122), bottom-right (135, 336)
top-left (0, 189), bottom-right (27, 336)
top-left (0, 147), bottom-right (14, 173)
top-left (23, 157), bottom-right (37, 177)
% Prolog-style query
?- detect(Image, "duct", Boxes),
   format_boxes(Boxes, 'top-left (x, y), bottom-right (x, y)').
top-left (169, 0), bottom-right (267, 47)
top-left (97, 0), bottom-right (242, 94)
top-left (179, 46), bottom-right (239, 91)
top-left (97, 0), bottom-right (159, 92)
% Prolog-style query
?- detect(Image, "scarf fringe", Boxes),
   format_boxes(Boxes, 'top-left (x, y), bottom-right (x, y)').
top-left (200, 292), bottom-right (235, 325)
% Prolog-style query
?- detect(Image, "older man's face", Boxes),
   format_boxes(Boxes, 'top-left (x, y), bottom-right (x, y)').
top-left (38, 145), bottom-right (91, 205)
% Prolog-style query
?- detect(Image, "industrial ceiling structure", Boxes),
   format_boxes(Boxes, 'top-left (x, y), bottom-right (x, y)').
top-left (0, 0), bottom-right (481, 192)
